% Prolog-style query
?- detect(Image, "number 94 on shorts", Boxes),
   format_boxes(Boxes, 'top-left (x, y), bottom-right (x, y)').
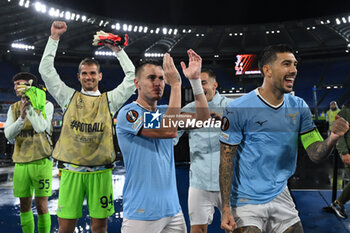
top-left (57, 169), bottom-right (115, 219)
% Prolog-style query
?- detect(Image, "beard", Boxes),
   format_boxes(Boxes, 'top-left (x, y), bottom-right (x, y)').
top-left (84, 85), bottom-right (96, 91)
top-left (82, 80), bottom-right (97, 91)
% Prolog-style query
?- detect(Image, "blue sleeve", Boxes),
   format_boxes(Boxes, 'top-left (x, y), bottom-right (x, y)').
top-left (116, 106), bottom-right (144, 136)
top-left (219, 102), bottom-right (243, 145)
top-left (299, 99), bottom-right (316, 134)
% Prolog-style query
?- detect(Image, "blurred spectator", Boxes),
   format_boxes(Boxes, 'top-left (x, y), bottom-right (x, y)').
top-left (327, 101), bottom-right (341, 134)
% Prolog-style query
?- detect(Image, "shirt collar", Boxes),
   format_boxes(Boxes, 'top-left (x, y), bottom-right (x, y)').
top-left (254, 88), bottom-right (284, 110)
top-left (208, 91), bottom-right (221, 103)
top-left (81, 89), bottom-right (101, 96)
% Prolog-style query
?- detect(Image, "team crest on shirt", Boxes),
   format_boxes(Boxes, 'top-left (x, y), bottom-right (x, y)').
top-left (221, 117), bottom-right (230, 131)
top-left (126, 110), bottom-right (139, 123)
top-left (286, 112), bottom-right (298, 125)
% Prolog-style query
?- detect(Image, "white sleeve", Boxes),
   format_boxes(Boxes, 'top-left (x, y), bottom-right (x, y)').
top-left (4, 106), bottom-right (25, 140)
top-left (107, 49), bottom-right (136, 115)
top-left (38, 37), bottom-right (75, 111)
top-left (26, 102), bottom-right (54, 134)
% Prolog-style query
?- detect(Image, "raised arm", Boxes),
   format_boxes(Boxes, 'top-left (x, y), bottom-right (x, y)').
top-left (38, 21), bottom-right (74, 111)
top-left (105, 43), bottom-right (136, 115)
top-left (306, 116), bottom-right (349, 163)
top-left (180, 49), bottom-right (210, 122)
top-left (26, 102), bottom-right (54, 134)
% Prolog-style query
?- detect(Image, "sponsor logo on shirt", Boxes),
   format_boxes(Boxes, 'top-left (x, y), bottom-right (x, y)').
top-left (18, 129), bottom-right (37, 137)
top-left (70, 120), bottom-right (104, 132)
top-left (255, 120), bottom-right (268, 126)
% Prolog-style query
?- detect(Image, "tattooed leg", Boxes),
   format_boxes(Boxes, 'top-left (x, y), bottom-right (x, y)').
top-left (233, 226), bottom-right (261, 233)
top-left (283, 221), bottom-right (303, 233)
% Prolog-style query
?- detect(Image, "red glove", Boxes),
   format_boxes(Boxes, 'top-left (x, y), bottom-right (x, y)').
top-left (93, 31), bottom-right (128, 47)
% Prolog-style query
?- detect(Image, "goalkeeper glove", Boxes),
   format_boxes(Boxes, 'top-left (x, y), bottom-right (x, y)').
top-left (92, 31), bottom-right (129, 47)
top-left (25, 85), bottom-right (48, 120)
top-left (17, 79), bottom-right (33, 98)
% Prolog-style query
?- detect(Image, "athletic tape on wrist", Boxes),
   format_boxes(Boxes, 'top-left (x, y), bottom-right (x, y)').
top-left (189, 78), bottom-right (204, 96)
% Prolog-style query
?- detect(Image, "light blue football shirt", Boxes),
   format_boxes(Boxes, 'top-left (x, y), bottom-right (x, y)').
top-left (175, 92), bottom-right (232, 191)
top-left (219, 89), bottom-right (315, 207)
top-left (116, 102), bottom-right (181, 220)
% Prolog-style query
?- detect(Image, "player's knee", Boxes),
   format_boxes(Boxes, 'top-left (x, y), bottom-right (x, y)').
top-left (36, 203), bottom-right (48, 215)
top-left (36, 206), bottom-right (48, 215)
top-left (283, 221), bottom-right (303, 233)
top-left (35, 197), bottom-right (48, 215)
top-left (19, 197), bottom-right (32, 213)
top-left (91, 225), bottom-right (107, 233)
top-left (58, 218), bottom-right (78, 233)
top-left (91, 218), bottom-right (107, 233)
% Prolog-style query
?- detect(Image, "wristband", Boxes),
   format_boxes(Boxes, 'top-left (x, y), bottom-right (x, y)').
top-left (189, 79), bottom-right (204, 96)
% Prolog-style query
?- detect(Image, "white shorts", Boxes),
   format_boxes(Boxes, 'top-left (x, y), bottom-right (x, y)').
top-left (121, 211), bottom-right (187, 233)
top-left (231, 186), bottom-right (301, 233)
top-left (188, 187), bottom-right (222, 226)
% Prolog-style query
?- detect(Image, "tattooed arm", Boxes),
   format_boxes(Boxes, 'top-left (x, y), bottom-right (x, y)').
top-left (306, 116), bottom-right (349, 163)
top-left (220, 142), bottom-right (238, 231)
top-left (306, 137), bottom-right (336, 163)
